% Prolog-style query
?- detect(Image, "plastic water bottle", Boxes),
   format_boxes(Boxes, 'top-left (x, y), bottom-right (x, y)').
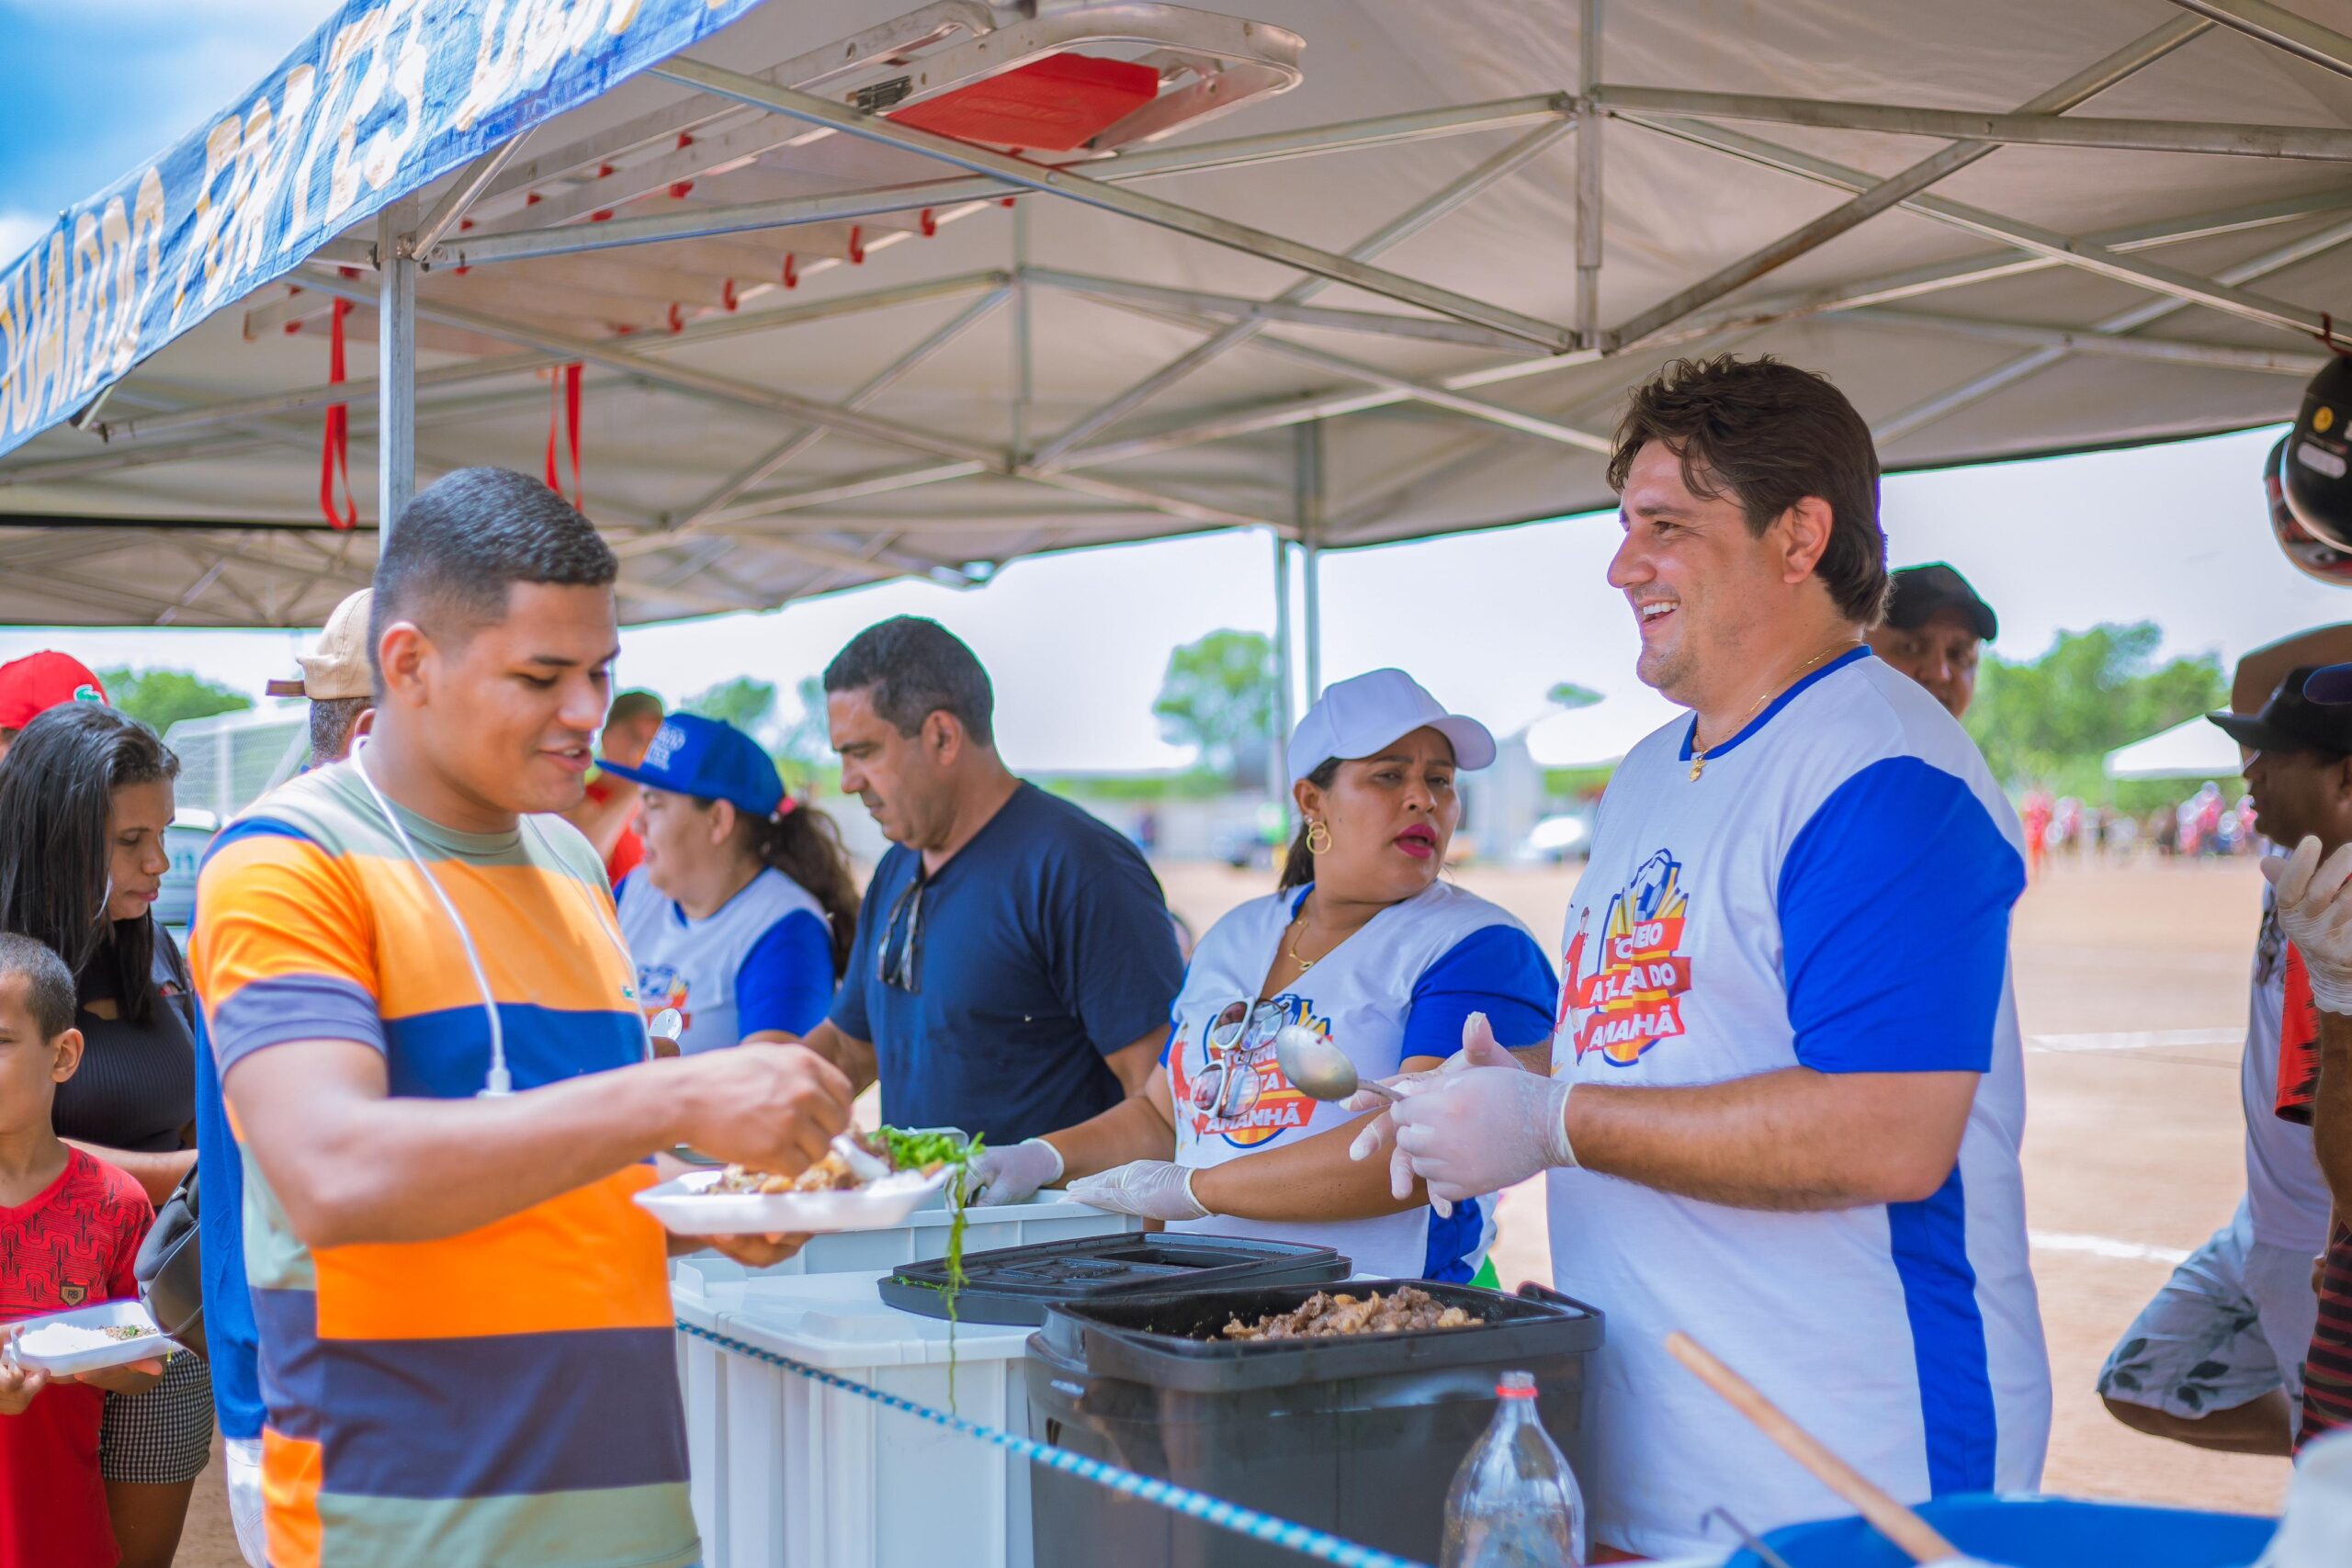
top-left (1441, 1371), bottom-right (1586, 1568)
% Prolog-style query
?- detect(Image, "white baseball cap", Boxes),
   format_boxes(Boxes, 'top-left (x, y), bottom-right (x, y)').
top-left (1286, 669), bottom-right (1498, 784)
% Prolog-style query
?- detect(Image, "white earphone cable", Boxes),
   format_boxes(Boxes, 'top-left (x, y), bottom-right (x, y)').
top-left (351, 736), bottom-right (513, 1097)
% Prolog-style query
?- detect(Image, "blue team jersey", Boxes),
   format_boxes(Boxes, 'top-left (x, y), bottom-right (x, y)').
top-left (617, 866), bottom-right (834, 1053)
top-left (1549, 649), bottom-right (2050, 1559)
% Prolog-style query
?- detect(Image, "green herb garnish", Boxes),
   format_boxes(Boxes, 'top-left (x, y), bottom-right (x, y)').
top-left (878, 1127), bottom-right (984, 1408)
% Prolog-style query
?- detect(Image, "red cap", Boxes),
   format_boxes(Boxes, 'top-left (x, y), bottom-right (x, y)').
top-left (0, 651), bottom-right (108, 730)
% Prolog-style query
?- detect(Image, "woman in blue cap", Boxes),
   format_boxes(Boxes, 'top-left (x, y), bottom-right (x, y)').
top-left (603, 712), bottom-right (861, 1055)
top-left (964, 669), bottom-right (1558, 1282)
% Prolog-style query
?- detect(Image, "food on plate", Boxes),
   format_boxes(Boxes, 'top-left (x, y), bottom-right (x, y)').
top-left (712, 1126), bottom-right (971, 1195)
top-left (1220, 1287), bottom-right (1481, 1341)
top-left (14, 1322), bottom-right (155, 1359)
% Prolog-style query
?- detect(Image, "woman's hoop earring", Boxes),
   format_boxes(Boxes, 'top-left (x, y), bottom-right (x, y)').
top-left (1306, 819), bottom-right (1333, 856)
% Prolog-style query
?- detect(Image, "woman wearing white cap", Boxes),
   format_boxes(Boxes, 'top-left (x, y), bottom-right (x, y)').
top-left (964, 669), bottom-right (1558, 1280)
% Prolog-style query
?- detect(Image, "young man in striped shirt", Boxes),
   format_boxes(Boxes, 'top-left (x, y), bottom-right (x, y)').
top-left (193, 468), bottom-right (852, 1568)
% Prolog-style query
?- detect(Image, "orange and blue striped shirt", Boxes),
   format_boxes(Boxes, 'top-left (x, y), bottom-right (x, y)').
top-left (190, 761), bottom-right (697, 1568)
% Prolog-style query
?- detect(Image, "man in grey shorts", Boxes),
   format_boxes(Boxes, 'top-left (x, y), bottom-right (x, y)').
top-left (2099, 656), bottom-right (2352, 1451)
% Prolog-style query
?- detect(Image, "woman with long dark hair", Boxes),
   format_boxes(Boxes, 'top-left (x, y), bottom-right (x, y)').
top-left (0, 704), bottom-right (207, 1568)
top-left (606, 713), bottom-right (860, 1054)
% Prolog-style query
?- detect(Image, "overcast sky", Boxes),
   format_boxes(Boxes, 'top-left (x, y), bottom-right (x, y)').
top-left (1, 5), bottom-right (2340, 773)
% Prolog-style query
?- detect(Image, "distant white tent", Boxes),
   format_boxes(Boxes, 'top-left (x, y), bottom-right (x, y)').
top-left (2104, 715), bottom-right (2239, 781)
top-left (1522, 694), bottom-right (1679, 771)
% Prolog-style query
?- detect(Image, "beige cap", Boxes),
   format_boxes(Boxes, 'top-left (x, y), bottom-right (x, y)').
top-left (267, 589), bottom-right (374, 701)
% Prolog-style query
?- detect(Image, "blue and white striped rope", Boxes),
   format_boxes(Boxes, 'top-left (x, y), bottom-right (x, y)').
top-left (675, 1319), bottom-right (1433, 1568)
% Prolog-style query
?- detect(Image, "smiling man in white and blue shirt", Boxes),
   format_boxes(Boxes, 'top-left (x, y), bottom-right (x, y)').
top-left (1374, 355), bottom-right (2050, 1559)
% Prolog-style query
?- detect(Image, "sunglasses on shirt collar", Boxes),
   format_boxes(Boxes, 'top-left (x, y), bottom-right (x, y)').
top-left (880, 867), bottom-right (927, 993)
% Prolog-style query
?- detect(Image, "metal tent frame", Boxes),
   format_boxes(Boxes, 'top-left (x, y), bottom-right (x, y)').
top-left (1, 0), bottom-right (2347, 748)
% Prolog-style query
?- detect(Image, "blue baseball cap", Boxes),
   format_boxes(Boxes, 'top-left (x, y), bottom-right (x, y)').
top-left (598, 713), bottom-right (786, 818)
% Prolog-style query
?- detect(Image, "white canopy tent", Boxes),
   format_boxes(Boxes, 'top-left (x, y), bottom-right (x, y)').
top-left (2103, 713), bottom-right (2245, 779)
top-left (1, 0), bottom-right (2349, 666)
top-left (1522, 696), bottom-right (1681, 771)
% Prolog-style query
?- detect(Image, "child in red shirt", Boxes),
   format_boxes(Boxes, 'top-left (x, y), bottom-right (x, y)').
top-left (0, 935), bottom-right (159, 1568)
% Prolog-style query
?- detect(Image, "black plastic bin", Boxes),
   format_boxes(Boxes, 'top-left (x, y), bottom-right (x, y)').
top-left (1023, 1279), bottom-right (1603, 1568)
top-left (879, 1232), bottom-right (1349, 1325)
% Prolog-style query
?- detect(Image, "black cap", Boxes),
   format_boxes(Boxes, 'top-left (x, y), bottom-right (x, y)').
top-left (2308, 663), bottom-right (2352, 706)
top-left (2210, 666), bottom-right (2352, 754)
top-left (1884, 563), bottom-right (1997, 640)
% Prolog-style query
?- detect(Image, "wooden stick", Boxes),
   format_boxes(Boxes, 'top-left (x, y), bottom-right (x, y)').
top-left (1665, 1331), bottom-right (1963, 1564)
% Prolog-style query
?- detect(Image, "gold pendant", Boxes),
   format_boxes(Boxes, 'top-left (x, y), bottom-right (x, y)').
top-left (1689, 754), bottom-right (1705, 782)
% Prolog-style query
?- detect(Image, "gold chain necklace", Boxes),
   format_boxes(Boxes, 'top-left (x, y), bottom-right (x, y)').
top-left (1285, 907), bottom-right (1322, 972)
top-left (1688, 638), bottom-right (1862, 782)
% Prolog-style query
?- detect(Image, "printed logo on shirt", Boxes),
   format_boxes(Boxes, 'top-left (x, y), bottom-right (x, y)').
top-left (635, 962), bottom-right (690, 1025)
top-left (59, 1282), bottom-right (85, 1306)
top-left (1564, 848), bottom-right (1694, 1066)
top-left (1169, 994), bottom-right (1328, 1148)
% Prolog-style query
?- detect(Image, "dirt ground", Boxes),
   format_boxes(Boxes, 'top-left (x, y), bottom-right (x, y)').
top-left (173, 852), bottom-right (2284, 1564)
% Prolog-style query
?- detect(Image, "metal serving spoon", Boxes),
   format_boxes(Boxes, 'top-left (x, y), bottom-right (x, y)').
top-left (1274, 1025), bottom-right (1400, 1104)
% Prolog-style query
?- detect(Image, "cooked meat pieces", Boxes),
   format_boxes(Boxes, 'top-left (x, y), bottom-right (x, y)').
top-left (717, 1133), bottom-right (893, 1195)
top-left (1220, 1287), bottom-right (1480, 1340)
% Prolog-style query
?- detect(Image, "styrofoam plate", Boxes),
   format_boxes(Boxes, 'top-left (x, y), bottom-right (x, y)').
top-left (637, 1165), bottom-right (956, 1236)
top-left (5, 1299), bottom-right (184, 1377)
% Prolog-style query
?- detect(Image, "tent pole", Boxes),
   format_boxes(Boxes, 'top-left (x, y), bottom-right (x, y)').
top-left (661, 288), bottom-right (1012, 535)
top-left (404, 136), bottom-right (527, 259)
top-left (107, 273), bottom-right (1005, 446)
top-left (1603, 15), bottom-right (2207, 352)
top-left (1621, 112), bottom-right (2331, 341)
top-left (1046, 185), bottom-right (2352, 474)
top-left (1012, 197), bottom-right (1033, 463)
top-left (1026, 120), bottom-right (1572, 471)
top-left (1271, 528), bottom-right (1296, 833)
top-left (296, 266), bottom-right (1000, 467)
top-left (1590, 87), bottom-right (2352, 162)
top-left (2164, 0), bottom-right (2352, 79)
top-left (650, 60), bottom-right (1574, 351)
top-left (437, 95), bottom-right (1570, 268)
top-left (377, 199), bottom-right (418, 537)
top-left (1576, 0), bottom-right (1602, 348)
top-left (1297, 423), bottom-right (1324, 705)
top-left (1874, 211), bottom-right (2352, 442)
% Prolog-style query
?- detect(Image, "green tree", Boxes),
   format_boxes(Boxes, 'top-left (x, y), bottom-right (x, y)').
top-left (1154, 629), bottom-right (1277, 786)
top-left (684, 676), bottom-right (778, 743)
top-left (1547, 681), bottom-right (1603, 710)
top-left (100, 667), bottom-right (252, 736)
top-left (774, 675), bottom-right (832, 792)
top-left (1963, 622), bottom-right (2225, 797)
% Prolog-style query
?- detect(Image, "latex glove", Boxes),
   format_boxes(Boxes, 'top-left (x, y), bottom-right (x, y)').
top-left (2267, 836), bottom-right (2352, 1014)
top-left (1345, 1011), bottom-right (1520, 1216)
top-left (967, 1138), bottom-right (1064, 1207)
top-left (1067, 1159), bottom-right (1210, 1222)
top-left (1391, 1057), bottom-right (1577, 1208)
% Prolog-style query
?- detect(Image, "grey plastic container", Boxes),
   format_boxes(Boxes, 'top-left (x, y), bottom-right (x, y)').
top-left (1023, 1279), bottom-right (1602, 1568)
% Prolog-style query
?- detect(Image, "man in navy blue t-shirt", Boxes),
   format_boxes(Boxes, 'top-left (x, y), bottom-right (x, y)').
top-left (797, 617), bottom-right (1183, 1145)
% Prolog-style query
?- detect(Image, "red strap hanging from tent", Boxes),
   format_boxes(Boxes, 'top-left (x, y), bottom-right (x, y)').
top-left (318, 298), bottom-right (357, 529)
top-left (545, 361), bottom-right (584, 505)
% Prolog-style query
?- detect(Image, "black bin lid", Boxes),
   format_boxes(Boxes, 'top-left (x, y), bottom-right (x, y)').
top-left (878, 1233), bottom-right (1350, 1325)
